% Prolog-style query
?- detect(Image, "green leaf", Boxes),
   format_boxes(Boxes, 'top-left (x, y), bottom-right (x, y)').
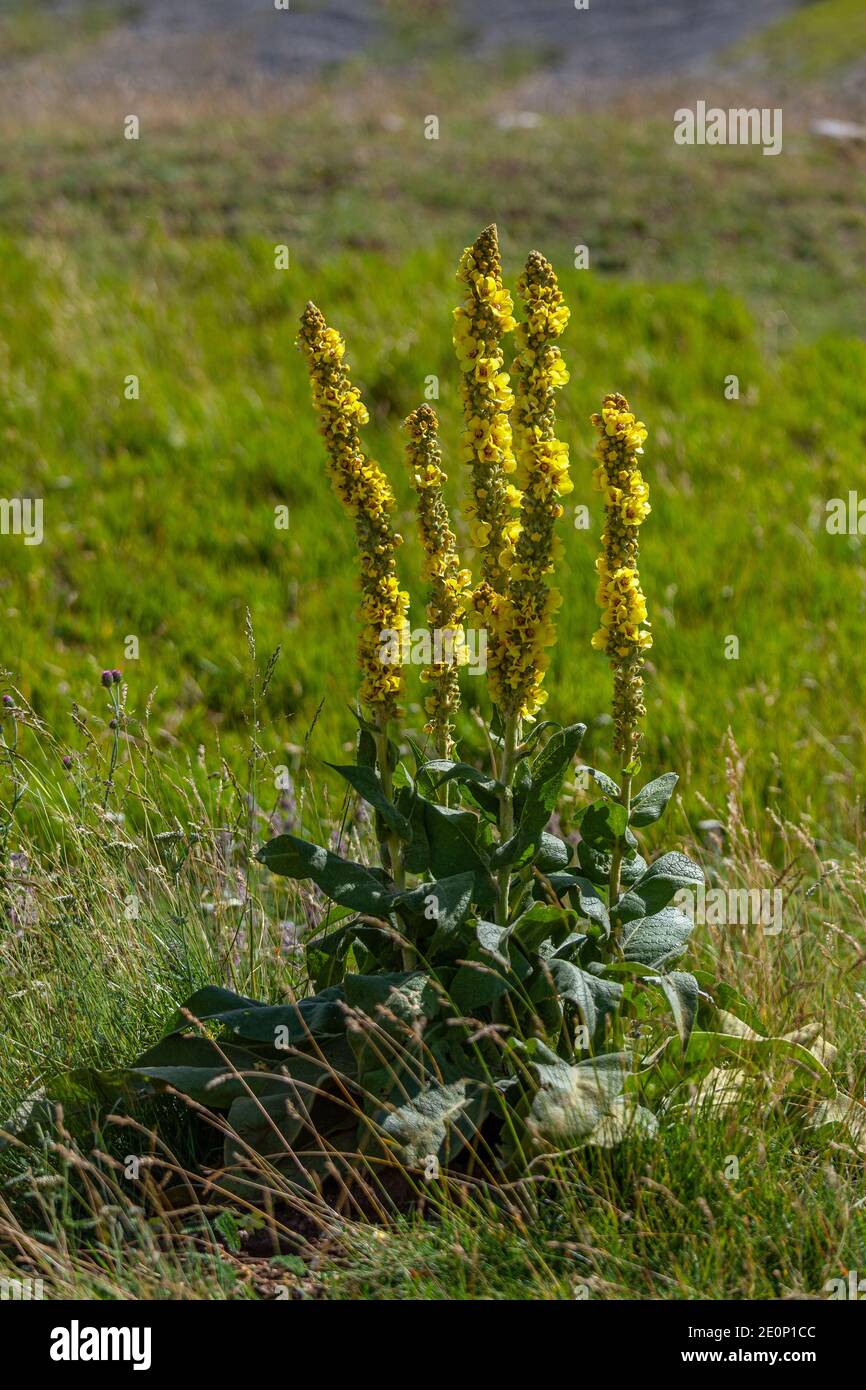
top-left (257, 833), bottom-right (396, 914)
top-left (541, 872), bottom-right (610, 933)
top-left (547, 959), bottom-right (623, 1049)
top-left (508, 901), bottom-right (575, 955)
top-left (584, 1096), bottom-right (658, 1148)
top-left (651, 970), bottom-right (699, 1048)
top-left (576, 798), bottom-right (628, 850)
top-left (127, 1063), bottom-right (280, 1107)
top-left (165, 986), bottom-right (263, 1029)
top-left (577, 842), bottom-right (647, 887)
top-left (493, 722), bottom-right (586, 867)
top-left (526, 1052), bottom-right (628, 1148)
top-left (617, 851), bottom-right (704, 919)
top-left (421, 801), bottom-right (494, 909)
top-left (396, 786), bottom-right (430, 874)
top-left (629, 772), bottom-right (678, 827)
top-left (344, 971), bottom-right (441, 1028)
top-left (134, 1032), bottom-right (265, 1071)
top-left (621, 906), bottom-right (694, 968)
top-left (396, 872), bottom-right (476, 960)
top-left (224, 1090), bottom-right (307, 1164)
top-left (324, 762), bottom-right (412, 839)
top-left (395, 871), bottom-right (474, 935)
top-left (535, 831), bottom-right (571, 873)
top-left (304, 924), bottom-right (354, 991)
top-left (517, 720), bottom-right (562, 758)
top-left (376, 1078), bottom-right (491, 1168)
top-left (421, 760), bottom-right (504, 817)
top-left (580, 767), bottom-right (621, 800)
top-left (527, 720), bottom-right (587, 815)
top-left (0, 1069), bottom-right (144, 1147)
top-left (449, 922), bottom-right (532, 1013)
top-left (164, 988), bottom-right (348, 1046)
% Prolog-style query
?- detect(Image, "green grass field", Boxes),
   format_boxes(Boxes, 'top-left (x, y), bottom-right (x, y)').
top-left (2, 0), bottom-right (866, 1303)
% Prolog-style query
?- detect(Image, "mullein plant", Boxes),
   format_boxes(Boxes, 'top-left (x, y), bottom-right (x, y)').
top-left (402, 403), bottom-right (470, 760)
top-left (297, 301), bottom-right (409, 895)
top-left (17, 232), bottom-right (861, 1196)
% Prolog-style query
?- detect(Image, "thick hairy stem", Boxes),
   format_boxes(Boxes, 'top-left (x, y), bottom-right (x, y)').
top-left (608, 728), bottom-right (636, 940)
top-left (376, 727), bottom-right (414, 970)
top-left (496, 714), bottom-right (520, 926)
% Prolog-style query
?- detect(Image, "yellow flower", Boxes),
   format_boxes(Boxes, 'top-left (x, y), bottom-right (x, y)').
top-left (453, 225), bottom-right (519, 598)
top-left (298, 301), bottom-right (408, 723)
top-left (492, 250), bottom-right (571, 720)
top-left (403, 404), bottom-right (469, 757)
top-left (590, 392), bottom-right (652, 759)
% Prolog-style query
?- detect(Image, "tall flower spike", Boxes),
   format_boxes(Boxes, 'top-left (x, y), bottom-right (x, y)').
top-left (403, 404), bottom-right (470, 758)
top-left (298, 301), bottom-right (408, 724)
top-left (492, 250), bottom-right (572, 719)
top-left (453, 224), bottom-right (520, 606)
top-left (591, 392), bottom-right (652, 762)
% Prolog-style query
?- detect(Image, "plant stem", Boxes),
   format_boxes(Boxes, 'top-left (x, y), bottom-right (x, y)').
top-left (496, 713), bottom-right (519, 926)
top-left (608, 729), bottom-right (636, 938)
top-left (376, 726), bottom-right (413, 970)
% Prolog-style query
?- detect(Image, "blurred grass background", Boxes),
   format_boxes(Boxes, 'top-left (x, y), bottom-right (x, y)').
top-left (0, 0), bottom-right (865, 837)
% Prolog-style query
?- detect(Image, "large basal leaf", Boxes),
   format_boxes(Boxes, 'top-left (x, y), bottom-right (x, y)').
top-left (344, 971), bottom-right (441, 1030)
top-left (0, 1068), bottom-right (144, 1148)
top-left (224, 1089), bottom-right (308, 1167)
top-left (324, 762), bottom-right (412, 840)
top-left (583, 1096), bottom-right (659, 1148)
top-left (629, 772), bottom-right (678, 828)
top-left (134, 1032), bottom-right (267, 1071)
top-left (165, 986), bottom-right (264, 1030)
top-left (164, 987), bottom-right (349, 1047)
top-left (125, 1063), bottom-right (284, 1108)
top-left (376, 1077), bottom-right (491, 1168)
top-left (526, 1051), bottom-right (628, 1148)
top-left (257, 833), bottom-right (395, 914)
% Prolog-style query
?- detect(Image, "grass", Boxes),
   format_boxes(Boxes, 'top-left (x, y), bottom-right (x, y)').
top-left (2, 734), bottom-right (865, 1301)
top-left (728, 0), bottom-right (866, 81)
top-left (2, 0), bottom-right (866, 1304)
top-left (0, 0), bottom-right (135, 62)
top-left (1, 234), bottom-right (865, 836)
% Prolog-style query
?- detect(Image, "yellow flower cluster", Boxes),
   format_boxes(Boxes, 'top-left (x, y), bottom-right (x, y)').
top-left (487, 251), bottom-right (572, 719)
top-left (453, 224), bottom-right (521, 599)
top-left (591, 392), bottom-right (652, 757)
top-left (298, 301), bottom-right (408, 722)
top-left (403, 404), bottom-right (471, 755)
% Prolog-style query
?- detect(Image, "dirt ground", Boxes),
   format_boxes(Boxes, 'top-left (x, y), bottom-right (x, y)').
top-left (8, 0), bottom-right (805, 93)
